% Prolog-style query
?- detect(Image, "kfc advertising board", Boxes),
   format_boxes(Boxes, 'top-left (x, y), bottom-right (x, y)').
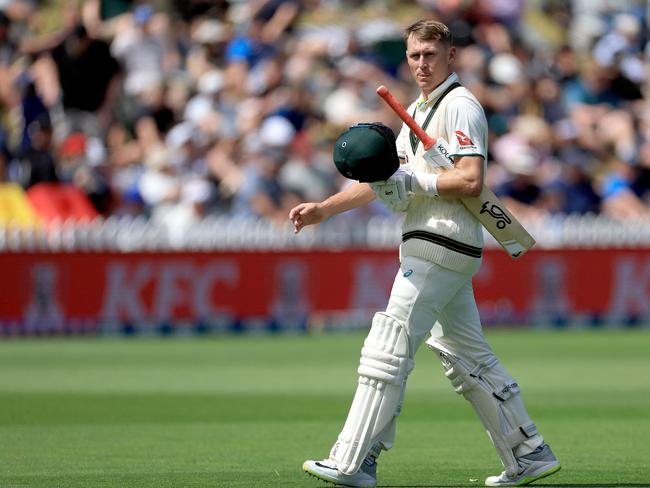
top-left (1, 249), bottom-right (649, 333)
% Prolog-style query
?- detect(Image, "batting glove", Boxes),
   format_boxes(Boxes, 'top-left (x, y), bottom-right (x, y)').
top-left (389, 166), bottom-right (440, 197)
top-left (370, 168), bottom-right (413, 212)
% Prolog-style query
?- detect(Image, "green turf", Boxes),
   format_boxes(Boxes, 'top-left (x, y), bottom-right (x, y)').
top-left (0, 329), bottom-right (649, 487)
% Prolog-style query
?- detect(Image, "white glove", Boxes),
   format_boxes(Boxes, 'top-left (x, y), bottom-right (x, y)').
top-left (370, 168), bottom-right (413, 212)
top-left (370, 167), bottom-right (440, 212)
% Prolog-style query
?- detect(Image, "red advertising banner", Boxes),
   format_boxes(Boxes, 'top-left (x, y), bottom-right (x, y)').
top-left (1, 249), bottom-right (649, 333)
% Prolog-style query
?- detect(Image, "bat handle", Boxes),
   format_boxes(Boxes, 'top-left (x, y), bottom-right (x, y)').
top-left (376, 85), bottom-right (435, 150)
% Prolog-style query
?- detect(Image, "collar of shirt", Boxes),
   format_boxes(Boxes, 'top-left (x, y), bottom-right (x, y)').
top-left (415, 72), bottom-right (460, 110)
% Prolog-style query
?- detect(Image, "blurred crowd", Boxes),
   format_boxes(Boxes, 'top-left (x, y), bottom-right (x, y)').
top-left (1, 0), bottom-right (650, 231)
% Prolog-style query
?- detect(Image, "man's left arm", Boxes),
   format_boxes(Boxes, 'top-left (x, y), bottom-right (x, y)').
top-left (435, 154), bottom-right (484, 198)
top-left (437, 95), bottom-right (488, 198)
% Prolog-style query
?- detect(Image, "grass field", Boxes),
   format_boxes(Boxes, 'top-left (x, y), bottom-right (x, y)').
top-left (0, 329), bottom-right (649, 488)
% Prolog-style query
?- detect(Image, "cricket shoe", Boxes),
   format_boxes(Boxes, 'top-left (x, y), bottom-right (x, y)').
top-left (485, 443), bottom-right (561, 486)
top-left (302, 457), bottom-right (377, 487)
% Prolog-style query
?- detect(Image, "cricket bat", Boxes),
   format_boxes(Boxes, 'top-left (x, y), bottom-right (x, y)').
top-left (376, 85), bottom-right (535, 259)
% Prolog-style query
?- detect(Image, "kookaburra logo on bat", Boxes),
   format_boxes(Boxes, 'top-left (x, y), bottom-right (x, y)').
top-left (436, 143), bottom-right (451, 159)
top-left (480, 202), bottom-right (512, 229)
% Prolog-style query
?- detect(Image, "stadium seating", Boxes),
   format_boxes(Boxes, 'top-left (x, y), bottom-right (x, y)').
top-left (26, 183), bottom-right (99, 224)
top-left (0, 183), bottom-right (41, 227)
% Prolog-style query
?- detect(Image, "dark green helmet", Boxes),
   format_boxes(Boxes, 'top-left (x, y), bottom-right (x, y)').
top-left (333, 123), bottom-right (400, 183)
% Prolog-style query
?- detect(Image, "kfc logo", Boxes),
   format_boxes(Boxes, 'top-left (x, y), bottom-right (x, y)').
top-left (455, 130), bottom-right (474, 146)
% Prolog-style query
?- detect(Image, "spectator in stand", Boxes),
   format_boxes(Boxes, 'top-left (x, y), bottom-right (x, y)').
top-left (494, 149), bottom-right (544, 221)
top-left (0, 126), bottom-right (11, 182)
top-left (230, 146), bottom-right (292, 223)
top-left (545, 146), bottom-right (601, 216)
top-left (598, 157), bottom-right (650, 220)
top-left (632, 142), bottom-right (650, 205)
top-left (225, 15), bottom-right (275, 69)
top-left (110, 4), bottom-right (178, 102)
top-left (230, 115), bottom-right (301, 223)
top-left (0, 10), bottom-right (15, 64)
top-left (49, 23), bottom-right (122, 138)
top-left (563, 58), bottom-right (621, 110)
top-left (161, 176), bottom-right (216, 245)
top-left (10, 113), bottom-right (58, 189)
top-left (57, 131), bottom-right (112, 214)
top-left (187, 17), bottom-right (231, 70)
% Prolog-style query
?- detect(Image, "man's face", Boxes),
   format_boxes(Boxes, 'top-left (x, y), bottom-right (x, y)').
top-left (406, 35), bottom-right (455, 97)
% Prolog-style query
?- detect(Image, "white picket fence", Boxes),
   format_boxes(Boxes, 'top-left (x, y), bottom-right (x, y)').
top-left (0, 213), bottom-right (649, 252)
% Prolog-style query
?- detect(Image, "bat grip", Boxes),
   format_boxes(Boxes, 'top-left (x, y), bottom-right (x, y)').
top-left (376, 85), bottom-right (435, 150)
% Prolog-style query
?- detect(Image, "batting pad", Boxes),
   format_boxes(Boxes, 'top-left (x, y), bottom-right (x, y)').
top-left (427, 339), bottom-right (541, 476)
top-left (330, 312), bottom-right (413, 475)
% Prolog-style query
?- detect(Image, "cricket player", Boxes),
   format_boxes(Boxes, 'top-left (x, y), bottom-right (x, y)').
top-left (289, 19), bottom-right (560, 487)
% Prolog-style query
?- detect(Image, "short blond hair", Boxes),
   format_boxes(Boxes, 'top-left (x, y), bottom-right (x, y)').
top-left (404, 19), bottom-right (453, 47)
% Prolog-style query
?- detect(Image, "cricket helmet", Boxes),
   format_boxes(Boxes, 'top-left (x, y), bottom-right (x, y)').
top-left (333, 122), bottom-right (400, 183)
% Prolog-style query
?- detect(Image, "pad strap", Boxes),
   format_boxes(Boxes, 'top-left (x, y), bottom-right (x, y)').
top-left (359, 346), bottom-right (410, 384)
top-left (505, 421), bottom-right (538, 446)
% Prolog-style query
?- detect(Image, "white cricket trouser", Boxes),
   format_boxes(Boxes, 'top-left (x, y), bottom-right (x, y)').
top-left (369, 254), bottom-right (537, 452)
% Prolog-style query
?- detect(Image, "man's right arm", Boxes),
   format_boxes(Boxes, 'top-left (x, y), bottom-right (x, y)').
top-left (289, 182), bottom-right (376, 234)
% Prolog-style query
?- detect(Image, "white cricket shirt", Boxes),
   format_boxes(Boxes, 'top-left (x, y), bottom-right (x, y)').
top-left (395, 72), bottom-right (488, 275)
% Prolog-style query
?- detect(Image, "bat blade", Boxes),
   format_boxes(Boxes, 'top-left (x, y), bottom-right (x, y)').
top-left (464, 187), bottom-right (536, 258)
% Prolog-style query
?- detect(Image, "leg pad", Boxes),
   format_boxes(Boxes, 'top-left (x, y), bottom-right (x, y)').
top-left (428, 339), bottom-right (540, 476)
top-left (330, 312), bottom-right (413, 475)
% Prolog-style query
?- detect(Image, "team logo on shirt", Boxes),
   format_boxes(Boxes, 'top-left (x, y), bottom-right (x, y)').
top-left (455, 130), bottom-right (475, 146)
